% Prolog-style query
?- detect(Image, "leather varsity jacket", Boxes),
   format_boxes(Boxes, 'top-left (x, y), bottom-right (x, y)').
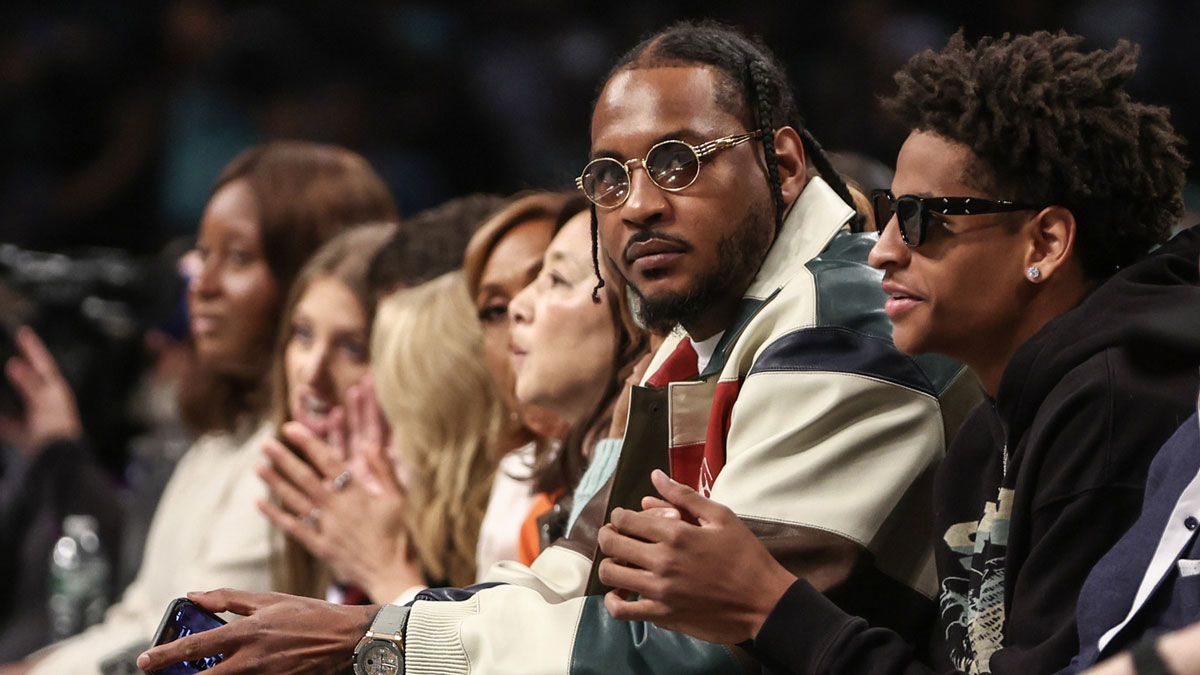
top-left (399, 177), bottom-right (981, 675)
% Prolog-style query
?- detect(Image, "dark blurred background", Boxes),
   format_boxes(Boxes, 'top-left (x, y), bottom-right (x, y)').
top-left (1, 0), bottom-right (1198, 471)
top-left (4, 0), bottom-right (1198, 251)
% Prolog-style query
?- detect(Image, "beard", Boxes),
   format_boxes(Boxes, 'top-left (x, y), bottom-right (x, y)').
top-left (618, 199), bottom-right (776, 335)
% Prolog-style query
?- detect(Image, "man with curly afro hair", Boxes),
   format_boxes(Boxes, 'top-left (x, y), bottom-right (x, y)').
top-left (591, 30), bottom-right (1200, 675)
top-left (884, 31), bottom-right (1187, 280)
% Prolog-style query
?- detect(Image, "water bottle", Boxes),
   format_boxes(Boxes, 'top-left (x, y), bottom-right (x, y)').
top-left (48, 514), bottom-right (111, 640)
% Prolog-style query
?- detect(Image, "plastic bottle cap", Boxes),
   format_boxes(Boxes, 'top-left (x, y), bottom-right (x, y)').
top-left (63, 515), bottom-right (99, 538)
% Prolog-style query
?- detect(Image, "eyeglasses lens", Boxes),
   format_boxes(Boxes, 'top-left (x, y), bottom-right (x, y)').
top-left (895, 197), bottom-right (924, 245)
top-left (646, 142), bottom-right (700, 190)
top-left (871, 192), bottom-right (893, 234)
top-left (582, 160), bottom-right (630, 207)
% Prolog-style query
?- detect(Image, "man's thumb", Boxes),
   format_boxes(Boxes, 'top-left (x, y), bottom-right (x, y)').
top-left (650, 469), bottom-right (727, 525)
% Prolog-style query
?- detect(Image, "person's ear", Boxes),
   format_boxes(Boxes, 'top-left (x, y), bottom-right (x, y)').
top-left (772, 127), bottom-right (806, 205)
top-left (1023, 206), bottom-right (1077, 283)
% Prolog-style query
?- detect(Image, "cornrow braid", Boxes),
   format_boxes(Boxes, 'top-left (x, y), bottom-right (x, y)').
top-left (585, 20), bottom-right (864, 289)
top-left (747, 60), bottom-right (786, 228)
top-left (589, 204), bottom-right (605, 303)
top-left (798, 128), bottom-right (856, 217)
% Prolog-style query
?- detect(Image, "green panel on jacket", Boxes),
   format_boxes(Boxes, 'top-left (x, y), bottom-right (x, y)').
top-left (700, 295), bottom-right (770, 379)
top-left (807, 230), bottom-right (964, 396)
top-left (569, 595), bottom-right (745, 674)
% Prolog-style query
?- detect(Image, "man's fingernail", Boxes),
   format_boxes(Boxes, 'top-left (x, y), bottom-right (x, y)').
top-left (136, 653), bottom-right (149, 668)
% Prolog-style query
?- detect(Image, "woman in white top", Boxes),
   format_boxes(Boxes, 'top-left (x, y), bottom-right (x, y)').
top-left (5, 141), bottom-right (397, 675)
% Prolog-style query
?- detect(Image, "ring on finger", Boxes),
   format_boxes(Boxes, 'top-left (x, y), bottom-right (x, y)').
top-left (330, 470), bottom-right (353, 492)
top-left (302, 507), bottom-right (322, 528)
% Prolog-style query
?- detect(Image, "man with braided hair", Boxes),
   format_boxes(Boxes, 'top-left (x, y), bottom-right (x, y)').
top-left (596, 29), bottom-right (1200, 675)
top-left (137, 21), bottom-right (976, 675)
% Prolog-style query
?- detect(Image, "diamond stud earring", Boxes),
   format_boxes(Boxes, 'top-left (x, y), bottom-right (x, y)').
top-left (1027, 266), bottom-right (1042, 280)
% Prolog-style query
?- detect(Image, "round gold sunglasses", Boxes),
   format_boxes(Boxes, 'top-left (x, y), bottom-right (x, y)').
top-left (576, 130), bottom-right (762, 208)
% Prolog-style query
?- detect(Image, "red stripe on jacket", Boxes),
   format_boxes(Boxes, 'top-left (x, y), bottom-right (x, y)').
top-left (645, 339), bottom-right (742, 496)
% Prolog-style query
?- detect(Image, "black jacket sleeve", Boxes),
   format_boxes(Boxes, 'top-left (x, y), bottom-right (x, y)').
top-left (747, 350), bottom-right (1188, 675)
top-left (750, 579), bottom-right (937, 675)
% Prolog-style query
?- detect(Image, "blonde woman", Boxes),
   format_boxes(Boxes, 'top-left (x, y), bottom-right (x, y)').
top-left (259, 271), bottom-right (506, 594)
top-left (371, 272), bottom-right (504, 588)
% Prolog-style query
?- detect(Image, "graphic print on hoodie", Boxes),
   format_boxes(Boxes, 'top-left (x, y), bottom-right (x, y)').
top-left (942, 486), bottom-right (1013, 673)
top-left (932, 225), bottom-right (1200, 674)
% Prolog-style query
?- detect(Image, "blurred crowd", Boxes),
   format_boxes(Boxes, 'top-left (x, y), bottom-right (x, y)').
top-left (3, 0), bottom-right (1198, 250)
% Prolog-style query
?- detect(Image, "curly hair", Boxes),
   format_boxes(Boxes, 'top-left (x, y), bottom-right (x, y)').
top-left (884, 30), bottom-right (1188, 278)
top-left (585, 20), bottom-right (859, 300)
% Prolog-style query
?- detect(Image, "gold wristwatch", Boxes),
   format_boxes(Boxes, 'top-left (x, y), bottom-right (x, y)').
top-left (352, 604), bottom-right (409, 675)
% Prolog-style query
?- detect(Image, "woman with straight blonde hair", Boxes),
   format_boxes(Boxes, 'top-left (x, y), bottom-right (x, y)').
top-left (371, 272), bottom-right (504, 588)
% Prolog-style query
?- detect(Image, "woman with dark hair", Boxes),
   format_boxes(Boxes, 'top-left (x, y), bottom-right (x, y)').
top-left (8, 141), bottom-right (396, 675)
top-left (465, 192), bottom-right (651, 568)
top-left (507, 205), bottom-right (651, 541)
top-left (178, 141), bottom-right (398, 435)
top-left (461, 191), bottom-right (573, 569)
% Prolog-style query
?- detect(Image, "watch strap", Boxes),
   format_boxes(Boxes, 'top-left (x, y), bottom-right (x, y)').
top-left (370, 604), bottom-right (410, 637)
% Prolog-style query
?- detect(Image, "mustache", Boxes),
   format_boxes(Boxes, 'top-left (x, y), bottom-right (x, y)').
top-left (621, 230), bottom-right (693, 264)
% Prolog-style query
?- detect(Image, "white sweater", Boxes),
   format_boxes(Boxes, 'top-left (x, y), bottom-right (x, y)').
top-left (31, 422), bottom-right (279, 675)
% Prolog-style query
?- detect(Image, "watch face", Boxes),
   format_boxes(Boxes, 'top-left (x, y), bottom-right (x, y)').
top-left (356, 641), bottom-right (401, 675)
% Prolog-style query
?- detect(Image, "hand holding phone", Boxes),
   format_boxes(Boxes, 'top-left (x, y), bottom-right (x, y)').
top-left (148, 598), bottom-right (226, 674)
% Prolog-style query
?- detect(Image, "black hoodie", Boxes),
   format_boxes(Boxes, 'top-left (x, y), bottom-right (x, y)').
top-left (750, 226), bottom-right (1200, 675)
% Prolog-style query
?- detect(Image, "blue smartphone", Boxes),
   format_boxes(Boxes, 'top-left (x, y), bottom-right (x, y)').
top-left (149, 598), bottom-right (227, 674)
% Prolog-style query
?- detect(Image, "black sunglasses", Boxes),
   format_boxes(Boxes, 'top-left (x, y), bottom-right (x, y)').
top-left (870, 189), bottom-right (1043, 247)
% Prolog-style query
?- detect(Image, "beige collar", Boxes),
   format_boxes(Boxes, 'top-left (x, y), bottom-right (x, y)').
top-left (745, 176), bottom-right (856, 300)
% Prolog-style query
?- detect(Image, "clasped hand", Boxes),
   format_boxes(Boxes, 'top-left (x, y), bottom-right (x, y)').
top-left (596, 469), bottom-right (796, 645)
top-left (257, 377), bottom-right (424, 603)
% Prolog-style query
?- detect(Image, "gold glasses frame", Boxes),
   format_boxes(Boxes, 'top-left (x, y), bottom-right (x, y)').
top-left (575, 130), bottom-right (763, 208)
